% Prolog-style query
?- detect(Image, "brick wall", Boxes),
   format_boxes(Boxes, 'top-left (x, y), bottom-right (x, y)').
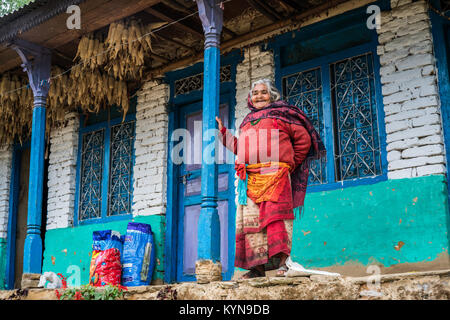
top-left (377, 0), bottom-right (446, 179)
top-left (0, 145), bottom-right (12, 239)
top-left (132, 80), bottom-right (169, 216)
top-left (46, 113), bottom-right (79, 230)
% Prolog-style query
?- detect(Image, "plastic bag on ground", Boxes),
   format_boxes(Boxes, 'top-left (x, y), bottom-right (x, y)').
top-left (285, 256), bottom-right (341, 277)
top-left (121, 222), bottom-right (156, 286)
top-left (38, 272), bottom-right (63, 289)
top-left (89, 230), bottom-right (123, 287)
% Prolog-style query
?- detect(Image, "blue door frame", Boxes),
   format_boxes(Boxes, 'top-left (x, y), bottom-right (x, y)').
top-left (174, 97), bottom-right (235, 282)
top-left (429, 1), bottom-right (450, 198)
top-left (164, 51), bottom-right (242, 283)
top-left (5, 141), bottom-right (30, 289)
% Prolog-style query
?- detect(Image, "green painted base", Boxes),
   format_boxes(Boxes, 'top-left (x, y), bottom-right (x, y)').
top-left (291, 175), bottom-right (450, 270)
top-left (0, 238), bottom-right (6, 289)
top-left (41, 215), bottom-right (164, 286)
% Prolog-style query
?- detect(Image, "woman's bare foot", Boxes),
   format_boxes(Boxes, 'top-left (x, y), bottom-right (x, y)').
top-left (276, 253), bottom-right (289, 277)
top-left (240, 265), bottom-right (265, 279)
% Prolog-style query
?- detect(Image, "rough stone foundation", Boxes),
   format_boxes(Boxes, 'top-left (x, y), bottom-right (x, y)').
top-left (2, 269), bottom-right (450, 300)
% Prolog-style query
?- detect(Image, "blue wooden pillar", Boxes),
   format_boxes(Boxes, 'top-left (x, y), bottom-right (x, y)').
top-left (10, 39), bottom-right (51, 274)
top-left (196, 0), bottom-right (223, 267)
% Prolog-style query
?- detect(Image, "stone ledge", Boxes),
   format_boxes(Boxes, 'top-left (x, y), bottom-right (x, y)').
top-left (2, 269), bottom-right (450, 300)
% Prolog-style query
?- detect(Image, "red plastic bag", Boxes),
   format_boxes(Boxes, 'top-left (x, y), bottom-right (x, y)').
top-left (89, 248), bottom-right (122, 287)
top-left (88, 230), bottom-right (123, 287)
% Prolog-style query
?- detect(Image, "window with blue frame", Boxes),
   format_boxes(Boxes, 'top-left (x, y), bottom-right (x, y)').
top-left (274, 4), bottom-right (387, 189)
top-left (75, 104), bottom-right (136, 224)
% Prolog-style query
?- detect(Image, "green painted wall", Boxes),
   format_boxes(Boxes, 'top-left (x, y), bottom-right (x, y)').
top-left (14, 175), bottom-right (450, 285)
top-left (0, 238), bottom-right (6, 289)
top-left (291, 175), bottom-right (450, 269)
top-left (42, 215), bottom-right (165, 286)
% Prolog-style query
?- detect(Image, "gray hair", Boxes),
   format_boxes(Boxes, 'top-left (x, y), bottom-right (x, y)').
top-left (249, 79), bottom-right (281, 102)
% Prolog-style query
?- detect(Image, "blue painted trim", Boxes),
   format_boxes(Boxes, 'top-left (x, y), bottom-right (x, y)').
top-left (4, 143), bottom-right (27, 289)
top-left (164, 50), bottom-right (242, 283)
top-left (164, 108), bottom-right (179, 284)
top-left (321, 59), bottom-right (335, 185)
top-left (74, 110), bottom-right (136, 226)
top-left (174, 96), bottom-right (235, 283)
top-left (270, 4), bottom-right (388, 194)
top-left (429, 5), bottom-right (450, 189)
top-left (24, 105), bottom-right (46, 274)
top-left (264, 0), bottom-right (390, 52)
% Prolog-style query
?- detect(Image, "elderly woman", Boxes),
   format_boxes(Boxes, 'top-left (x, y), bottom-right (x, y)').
top-left (216, 79), bottom-right (325, 278)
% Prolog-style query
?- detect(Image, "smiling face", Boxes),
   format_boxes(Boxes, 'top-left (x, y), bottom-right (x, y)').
top-left (251, 83), bottom-right (271, 109)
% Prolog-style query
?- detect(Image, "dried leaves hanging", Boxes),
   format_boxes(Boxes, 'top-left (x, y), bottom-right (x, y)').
top-left (74, 19), bottom-right (165, 80)
top-left (0, 74), bottom-right (33, 145)
top-left (0, 67), bottom-right (77, 145)
top-left (0, 18), bottom-right (165, 145)
top-left (68, 64), bottom-right (129, 115)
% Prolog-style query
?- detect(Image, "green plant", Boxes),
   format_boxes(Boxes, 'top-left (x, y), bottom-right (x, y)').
top-left (56, 284), bottom-right (127, 300)
top-left (0, 0), bottom-right (34, 17)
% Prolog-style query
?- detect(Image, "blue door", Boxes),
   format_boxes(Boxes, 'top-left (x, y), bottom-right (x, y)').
top-left (175, 96), bottom-right (236, 282)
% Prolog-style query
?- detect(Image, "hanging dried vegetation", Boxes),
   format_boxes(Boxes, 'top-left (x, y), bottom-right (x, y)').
top-left (74, 19), bottom-right (166, 80)
top-left (0, 74), bottom-right (33, 145)
top-left (0, 18), bottom-right (164, 145)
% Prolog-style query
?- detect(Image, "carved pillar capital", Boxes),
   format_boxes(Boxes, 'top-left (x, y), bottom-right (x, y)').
top-left (9, 39), bottom-right (51, 98)
top-left (196, 0), bottom-right (223, 49)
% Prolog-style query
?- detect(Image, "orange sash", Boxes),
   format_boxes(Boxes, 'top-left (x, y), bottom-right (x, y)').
top-left (246, 162), bottom-right (291, 204)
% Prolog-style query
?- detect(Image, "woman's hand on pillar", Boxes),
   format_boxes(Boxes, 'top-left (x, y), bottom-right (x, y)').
top-left (216, 116), bottom-right (224, 131)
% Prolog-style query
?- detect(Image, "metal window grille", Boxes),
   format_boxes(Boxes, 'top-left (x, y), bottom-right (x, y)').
top-left (330, 53), bottom-right (382, 181)
top-left (79, 129), bottom-right (104, 221)
top-left (108, 120), bottom-right (135, 216)
top-left (174, 65), bottom-right (232, 96)
top-left (282, 67), bottom-right (327, 185)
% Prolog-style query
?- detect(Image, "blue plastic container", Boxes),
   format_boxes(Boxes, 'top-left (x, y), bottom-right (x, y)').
top-left (121, 222), bottom-right (156, 286)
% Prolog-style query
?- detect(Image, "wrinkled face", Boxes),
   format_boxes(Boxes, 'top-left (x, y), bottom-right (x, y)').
top-left (251, 83), bottom-right (271, 109)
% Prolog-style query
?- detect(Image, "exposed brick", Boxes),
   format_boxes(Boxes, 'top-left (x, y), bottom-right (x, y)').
top-left (377, 1), bottom-right (446, 179)
top-left (46, 113), bottom-right (79, 230)
top-left (133, 81), bottom-right (169, 217)
top-left (0, 145), bottom-right (12, 238)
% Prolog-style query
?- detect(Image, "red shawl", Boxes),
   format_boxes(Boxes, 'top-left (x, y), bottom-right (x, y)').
top-left (240, 96), bottom-right (326, 207)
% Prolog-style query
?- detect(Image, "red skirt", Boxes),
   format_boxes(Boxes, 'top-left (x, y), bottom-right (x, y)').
top-left (234, 176), bottom-right (294, 270)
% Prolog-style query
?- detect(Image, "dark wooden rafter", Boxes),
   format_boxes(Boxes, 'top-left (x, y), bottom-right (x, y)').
top-left (161, 0), bottom-right (192, 14)
top-left (155, 33), bottom-right (197, 54)
top-left (278, 0), bottom-right (308, 12)
top-left (145, 5), bottom-right (236, 39)
top-left (165, 0), bottom-right (237, 37)
top-left (222, 25), bottom-right (237, 38)
top-left (150, 52), bottom-right (170, 63)
top-left (145, 6), bottom-right (204, 38)
top-left (145, 0), bottom-right (351, 79)
top-left (246, 0), bottom-right (282, 22)
top-left (0, 0), bottom-right (163, 74)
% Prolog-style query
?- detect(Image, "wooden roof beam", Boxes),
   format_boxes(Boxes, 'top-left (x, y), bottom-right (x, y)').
top-left (155, 33), bottom-right (197, 54)
top-left (278, 0), bottom-right (308, 11)
top-left (145, 7), bottom-right (204, 38)
top-left (159, 0), bottom-right (236, 37)
top-left (145, 0), bottom-right (351, 79)
top-left (246, 0), bottom-right (281, 22)
top-left (150, 52), bottom-right (170, 63)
